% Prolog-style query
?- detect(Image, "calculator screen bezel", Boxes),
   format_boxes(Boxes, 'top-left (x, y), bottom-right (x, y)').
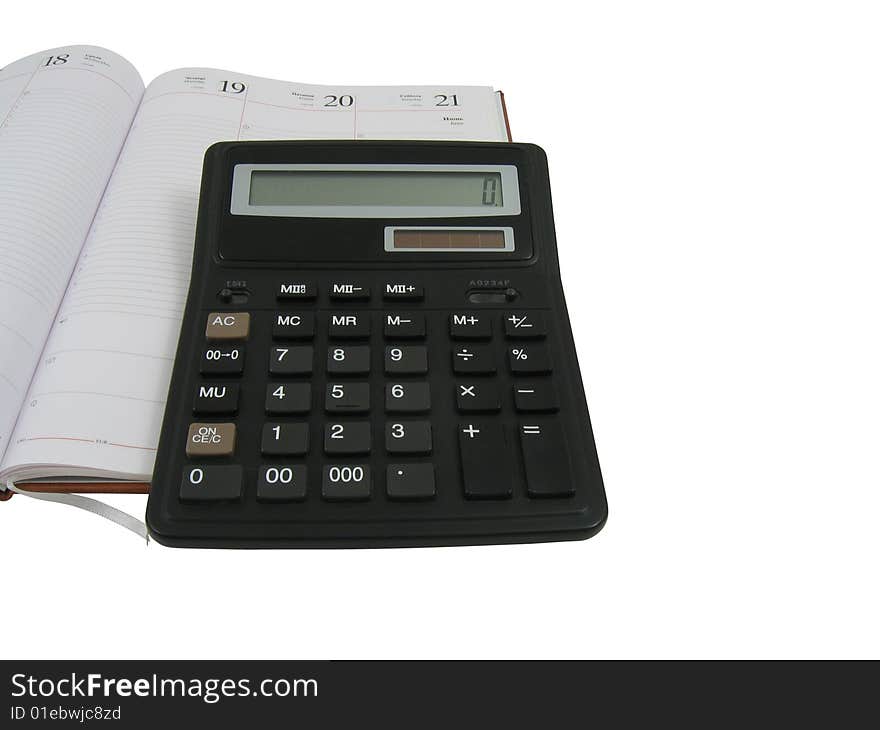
top-left (211, 142), bottom-right (537, 264)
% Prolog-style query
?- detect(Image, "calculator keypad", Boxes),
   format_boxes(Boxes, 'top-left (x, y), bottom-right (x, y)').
top-left (182, 288), bottom-right (572, 515)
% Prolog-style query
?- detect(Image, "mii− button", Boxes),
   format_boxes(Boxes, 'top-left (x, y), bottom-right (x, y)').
top-left (185, 423), bottom-right (236, 457)
top-left (205, 312), bottom-right (250, 341)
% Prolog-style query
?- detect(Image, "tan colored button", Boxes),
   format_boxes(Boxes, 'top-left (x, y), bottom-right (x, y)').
top-left (205, 312), bottom-right (250, 341)
top-left (186, 423), bottom-right (236, 457)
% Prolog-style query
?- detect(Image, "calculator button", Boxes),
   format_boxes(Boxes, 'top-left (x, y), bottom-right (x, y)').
top-left (386, 421), bottom-right (432, 454)
top-left (508, 344), bottom-right (552, 374)
top-left (384, 313), bottom-right (425, 339)
top-left (261, 423), bottom-right (309, 456)
top-left (324, 422), bottom-right (371, 454)
top-left (384, 346), bottom-right (428, 375)
top-left (513, 381), bottom-right (560, 412)
top-left (449, 312), bottom-right (492, 339)
top-left (519, 422), bottom-right (574, 497)
top-left (385, 382), bottom-right (431, 413)
top-left (257, 465), bottom-right (308, 502)
top-left (205, 312), bottom-right (250, 341)
top-left (386, 464), bottom-right (435, 500)
top-left (180, 465), bottom-right (242, 502)
top-left (452, 346), bottom-right (495, 374)
top-left (265, 382), bottom-right (311, 414)
top-left (269, 346), bottom-right (313, 376)
top-left (200, 345), bottom-right (245, 375)
top-left (327, 346), bottom-right (371, 375)
top-left (503, 312), bottom-right (547, 338)
top-left (383, 282), bottom-right (424, 301)
top-left (330, 282), bottom-right (370, 301)
top-left (325, 383), bottom-right (370, 413)
top-left (273, 312), bottom-right (315, 340)
top-left (458, 423), bottom-right (513, 499)
top-left (322, 465), bottom-right (371, 501)
top-left (185, 423), bottom-right (236, 457)
top-left (329, 312), bottom-right (370, 339)
top-left (193, 383), bottom-right (239, 415)
top-left (455, 382), bottom-right (501, 412)
top-left (277, 281), bottom-right (316, 300)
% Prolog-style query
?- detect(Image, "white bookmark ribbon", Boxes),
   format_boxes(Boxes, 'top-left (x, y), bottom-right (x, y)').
top-left (4, 480), bottom-right (149, 543)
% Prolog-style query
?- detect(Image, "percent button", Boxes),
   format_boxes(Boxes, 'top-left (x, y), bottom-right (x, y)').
top-left (508, 345), bottom-right (552, 374)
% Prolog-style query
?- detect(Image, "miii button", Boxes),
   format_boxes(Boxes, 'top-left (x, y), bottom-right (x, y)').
top-left (186, 423), bottom-right (236, 457)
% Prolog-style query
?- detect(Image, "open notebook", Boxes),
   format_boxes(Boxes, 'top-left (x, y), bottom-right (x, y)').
top-left (0, 45), bottom-right (511, 495)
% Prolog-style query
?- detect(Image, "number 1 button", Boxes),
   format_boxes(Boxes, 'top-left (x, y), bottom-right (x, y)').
top-left (261, 423), bottom-right (309, 455)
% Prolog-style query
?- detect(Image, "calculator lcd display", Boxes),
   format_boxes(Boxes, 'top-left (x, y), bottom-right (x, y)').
top-left (248, 171), bottom-right (503, 208)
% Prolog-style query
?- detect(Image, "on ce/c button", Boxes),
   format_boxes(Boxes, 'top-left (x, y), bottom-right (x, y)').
top-left (466, 288), bottom-right (518, 304)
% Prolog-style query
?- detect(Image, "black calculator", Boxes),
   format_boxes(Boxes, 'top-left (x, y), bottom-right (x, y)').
top-left (147, 141), bottom-right (606, 547)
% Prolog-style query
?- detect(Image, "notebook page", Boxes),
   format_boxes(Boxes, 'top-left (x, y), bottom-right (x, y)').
top-left (0, 69), bottom-right (507, 481)
top-left (0, 46), bottom-right (143, 469)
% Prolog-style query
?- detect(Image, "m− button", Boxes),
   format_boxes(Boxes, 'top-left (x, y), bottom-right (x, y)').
top-left (185, 423), bottom-right (236, 457)
top-left (205, 312), bottom-right (250, 341)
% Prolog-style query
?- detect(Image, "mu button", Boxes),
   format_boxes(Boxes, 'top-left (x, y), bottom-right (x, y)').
top-left (185, 422), bottom-right (236, 457)
top-left (205, 312), bottom-right (250, 341)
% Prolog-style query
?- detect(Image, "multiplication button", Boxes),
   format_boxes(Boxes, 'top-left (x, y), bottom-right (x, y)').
top-left (455, 382), bottom-right (500, 412)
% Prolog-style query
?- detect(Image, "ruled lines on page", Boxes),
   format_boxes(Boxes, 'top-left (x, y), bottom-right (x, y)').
top-left (0, 47), bottom-right (143, 470)
top-left (1, 69), bottom-right (506, 481)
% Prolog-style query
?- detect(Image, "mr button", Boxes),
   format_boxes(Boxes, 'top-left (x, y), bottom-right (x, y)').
top-left (186, 423), bottom-right (236, 457)
top-left (205, 312), bottom-right (250, 341)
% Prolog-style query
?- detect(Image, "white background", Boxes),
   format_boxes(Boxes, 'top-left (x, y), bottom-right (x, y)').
top-left (1, 1), bottom-right (878, 659)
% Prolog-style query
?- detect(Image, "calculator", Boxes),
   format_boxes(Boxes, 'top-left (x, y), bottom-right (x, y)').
top-left (146, 141), bottom-right (606, 547)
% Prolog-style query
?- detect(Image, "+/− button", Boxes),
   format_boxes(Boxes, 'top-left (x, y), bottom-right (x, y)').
top-left (205, 312), bottom-right (250, 341)
top-left (185, 423), bottom-right (236, 457)
top-left (503, 312), bottom-right (547, 339)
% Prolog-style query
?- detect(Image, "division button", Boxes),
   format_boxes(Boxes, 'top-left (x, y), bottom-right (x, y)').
top-left (257, 465), bottom-right (308, 502)
top-left (324, 422), bottom-right (371, 455)
top-left (327, 345), bottom-right (371, 375)
top-left (449, 312), bottom-right (492, 339)
top-left (329, 312), bottom-right (371, 339)
top-left (383, 282), bottom-right (424, 301)
top-left (385, 421), bottom-right (432, 454)
top-left (452, 345), bottom-right (496, 374)
top-left (513, 381), bottom-right (560, 412)
top-left (265, 382), bottom-right (311, 414)
top-left (272, 312), bottom-right (315, 340)
top-left (503, 312), bottom-right (547, 338)
top-left (384, 313), bottom-right (426, 339)
top-left (458, 422), bottom-right (513, 499)
top-left (386, 464), bottom-right (436, 500)
top-left (180, 465), bottom-right (242, 502)
top-left (322, 465), bottom-right (371, 501)
top-left (384, 346), bottom-right (428, 375)
top-left (277, 281), bottom-right (316, 300)
top-left (261, 422), bottom-right (310, 456)
top-left (330, 282), bottom-right (370, 301)
top-left (200, 344), bottom-right (245, 375)
top-left (325, 382), bottom-right (370, 413)
top-left (269, 346), bottom-right (313, 376)
top-left (185, 423), bottom-right (236, 457)
top-left (205, 312), bottom-right (250, 341)
top-left (455, 382), bottom-right (501, 412)
top-left (385, 382), bottom-right (431, 413)
top-left (193, 382), bottom-right (240, 415)
top-left (519, 422), bottom-right (574, 497)
top-left (508, 344), bottom-right (552, 374)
